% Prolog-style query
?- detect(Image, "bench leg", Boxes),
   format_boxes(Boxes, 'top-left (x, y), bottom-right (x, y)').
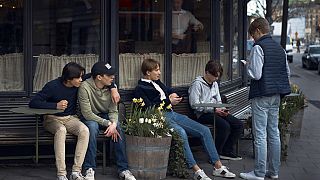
top-left (103, 140), bottom-right (106, 175)
top-left (35, 115), bottom-right (39, 164)
top-left (236, 139), bottom-right (240, 156)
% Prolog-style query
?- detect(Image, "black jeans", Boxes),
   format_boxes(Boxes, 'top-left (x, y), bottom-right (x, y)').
top-left (197, 113), bottom-right (243, 154)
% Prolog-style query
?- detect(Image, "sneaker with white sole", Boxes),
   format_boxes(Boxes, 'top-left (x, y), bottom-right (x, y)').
top-left (213, 166), bottom-right (236, 178)
top-left (57, 175), bottom-right (68, 180)
top-left (239, 171), bottom-right (264, 180)
top-left (193, 169), bottom-right (212, 180)
top-left (265, 171), bottom-right (278, 179)
top-left (84, 168), bottom-right (95, 180)
top-left (119, 170), bottom-right (136, 180)
top-left (70, 172), bottom-right (85, 180)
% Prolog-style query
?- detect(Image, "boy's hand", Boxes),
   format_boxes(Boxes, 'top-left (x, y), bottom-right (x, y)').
top-left (169, 93), bottom-right (182, 105)
top-left (215, 108), bottom-right (229, 117)
top-left (110, 88), bottom-right (120, 104)
top-left (57, 100), bottom-right (68, 110)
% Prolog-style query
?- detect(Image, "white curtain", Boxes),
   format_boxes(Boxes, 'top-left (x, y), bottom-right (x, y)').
top-left (0, 53), bottom-right (24, 91)
top-left (119, 53), bottom-right (164, 90)
top-left (33, 54), bottom-right (99, 91)
top-left (172, 53), bottom-right (210, 87)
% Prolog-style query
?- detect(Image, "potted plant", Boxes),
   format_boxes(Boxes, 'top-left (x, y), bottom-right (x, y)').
top-left (122, 98), bottom-right (187, 179)
top-left (279, 83), bottom-right (306, 160)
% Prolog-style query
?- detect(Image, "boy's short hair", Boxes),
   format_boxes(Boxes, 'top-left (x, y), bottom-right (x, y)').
top-left (248, 17), bottom-right (270, 36)
top-left (141, 59), bottom-right (160, 75)
top-left (205, 60), bottom-right (223, 77)
top-left (61, 62), bottom-right (85, 82)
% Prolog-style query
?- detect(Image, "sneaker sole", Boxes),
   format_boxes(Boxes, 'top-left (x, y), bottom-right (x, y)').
top-left (220, 155), bottom-right (242, 161)
top-left (213, 173), bottom-right (236, 179)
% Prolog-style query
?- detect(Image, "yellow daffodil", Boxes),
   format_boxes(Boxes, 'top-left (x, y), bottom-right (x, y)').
top-left (132, 98), bottom-right (138, 103)
top-left (166, 104), bottom-right (172, 109)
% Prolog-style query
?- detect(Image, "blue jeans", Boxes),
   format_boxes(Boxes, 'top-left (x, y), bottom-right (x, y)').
top-left (251, 95), bottom-right (281, 177)
top-left (81, 114), bottom-right (128, 173)
top-left (165, 111), bottom-right (219, 168)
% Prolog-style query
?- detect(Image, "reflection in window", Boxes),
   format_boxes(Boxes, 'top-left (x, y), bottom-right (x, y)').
top-left (32, 0), bottom-right (100, 91)
top-left (0, 0), bottom-right (24, 92)
top-left (232, 0), bottom-right (239, 79)
top-left (171, 0), bottom-right (211, 87)
top-left (119, 0), bottom-right (164, 89)
top-left (220, 0), bottom-right (230, 81)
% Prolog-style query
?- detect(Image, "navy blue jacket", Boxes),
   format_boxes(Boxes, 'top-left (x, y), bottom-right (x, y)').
top-left (134, 80), bottom-right (176, 108)
top-left (29, 78), bottom-right (78, 116)
top-left (249, 35), bottom-right (291, 99)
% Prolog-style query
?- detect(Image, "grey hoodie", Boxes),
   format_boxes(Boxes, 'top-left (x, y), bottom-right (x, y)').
top-left (188, 76), bottom-right (222, 118)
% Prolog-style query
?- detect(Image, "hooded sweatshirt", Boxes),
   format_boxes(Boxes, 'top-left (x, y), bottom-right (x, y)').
top-left (78, 77), bottom-right (118, 126)
top-left (188, 76), bottom-right (222, 118)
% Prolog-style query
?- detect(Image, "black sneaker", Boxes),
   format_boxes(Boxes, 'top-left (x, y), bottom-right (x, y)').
top-left (220, 152), bottom-right (242, 161)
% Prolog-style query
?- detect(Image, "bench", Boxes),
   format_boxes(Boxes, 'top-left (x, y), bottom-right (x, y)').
top-left (0, 99), bottom-right (110, 173)
top-left (221, 87), bottom-right (253, 155)
top-left (172, 87), bottom-right (253, 155)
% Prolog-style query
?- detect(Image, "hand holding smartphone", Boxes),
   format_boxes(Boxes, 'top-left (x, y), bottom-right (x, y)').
top-left (240, 59), bottom-right (247, 65)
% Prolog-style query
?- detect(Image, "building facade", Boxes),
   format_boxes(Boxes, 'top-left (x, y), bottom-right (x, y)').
top-left (0, 0), bottom-right (248, 101)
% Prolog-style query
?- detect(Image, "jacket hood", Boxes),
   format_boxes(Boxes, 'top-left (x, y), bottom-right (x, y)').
top-left (191, 76), bottom-right (208, 86)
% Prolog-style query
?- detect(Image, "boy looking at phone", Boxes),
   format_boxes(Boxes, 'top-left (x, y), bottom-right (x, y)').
top-left (189, 61), bottom-right (243, 161)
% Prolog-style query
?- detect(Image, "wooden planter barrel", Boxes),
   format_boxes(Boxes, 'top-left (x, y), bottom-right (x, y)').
top-left (125, 135), bottom-right (172, 180)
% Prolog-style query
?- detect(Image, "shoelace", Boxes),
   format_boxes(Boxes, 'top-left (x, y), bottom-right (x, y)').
top-left (72, 173), bottom-right (85, 180)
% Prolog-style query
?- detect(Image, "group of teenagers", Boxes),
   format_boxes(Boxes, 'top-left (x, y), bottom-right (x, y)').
top-left (30, 17), bottom-right (291, 180)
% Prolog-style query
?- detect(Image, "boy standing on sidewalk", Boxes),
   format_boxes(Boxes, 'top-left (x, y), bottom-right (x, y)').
top-left (240, 18), bottom-right (291, 180)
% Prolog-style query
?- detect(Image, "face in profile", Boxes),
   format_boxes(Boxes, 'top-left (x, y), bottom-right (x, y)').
top-left (67, 72), bottom-right (83, 87)
top-left (100, 74), bottom-right (115, 86)
top-left (148, 65), bottom-right (161, 81)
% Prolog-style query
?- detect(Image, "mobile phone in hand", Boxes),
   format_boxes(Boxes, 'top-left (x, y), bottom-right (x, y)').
top-left (240, 60), bottom-right (247, 65)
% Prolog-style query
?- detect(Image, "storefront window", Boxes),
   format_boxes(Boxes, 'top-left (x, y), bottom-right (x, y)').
top-left (0, 0), bottom-right (24, 92)
top-left (32, 0), bottom-right (100, 91)
top-left (171, 0), bottom-right (211, 87)
top-left (232, 0), bottom-right (240, 79)
top-left (220, 0), bottom-right (230, 81)
top-left (118, 0), bottom-right (165, 89)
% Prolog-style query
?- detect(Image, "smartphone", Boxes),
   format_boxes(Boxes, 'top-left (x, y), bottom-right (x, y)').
top-left (240, 60), bottom-right (247, 65)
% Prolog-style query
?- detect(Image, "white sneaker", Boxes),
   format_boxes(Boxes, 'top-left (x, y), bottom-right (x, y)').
top-left (193, 169), bottom-right (212, 180)
top-left (84, 168), bottom-right (95, 180)
top-left (57, 175), bottom-right (68, 180)
top-left (70, 172), bottom-right (85, 180)
top-left (265, 171), bottom-right (278, 179)
top-left (239, 171), bottom-right (264, 180)
top-left (213, 166), bottom-right (236, 178)
top-left (119, 170), bottom-right (136, 180)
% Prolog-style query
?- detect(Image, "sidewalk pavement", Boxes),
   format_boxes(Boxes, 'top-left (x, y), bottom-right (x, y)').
top-left (1, 102), bottom-right (319, 180)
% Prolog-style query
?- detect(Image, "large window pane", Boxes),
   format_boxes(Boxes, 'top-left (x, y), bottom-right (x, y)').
top-left (232, 0), bottom-right (239, 79)
top-left (0, 0), bottom-right (24, 92)
top-left (171, 0), bottom-right (211, 87)
top-left (119, 0), bottom-right (165, 90)
top-left (220, 0), bottom-right (230, 81)
top-left (32, 0), bottom-right (100, 91)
